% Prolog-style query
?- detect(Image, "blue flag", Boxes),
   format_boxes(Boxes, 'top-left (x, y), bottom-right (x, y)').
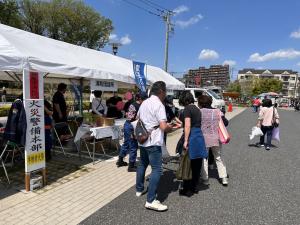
top-left (133, 61), bottom-right (147, 93)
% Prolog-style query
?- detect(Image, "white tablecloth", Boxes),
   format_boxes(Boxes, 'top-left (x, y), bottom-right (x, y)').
top-left (90, 126), bottom-right (121, 140)
top-left (74, 124), bottom-right (122, 143)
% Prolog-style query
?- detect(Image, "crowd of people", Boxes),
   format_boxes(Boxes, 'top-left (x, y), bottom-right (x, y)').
top-left (109, 81), bottom-right (230, 212)
top-left (116, 81), bottom-right (282, 212)
top-left (2, 80), bottom-right (282, 212)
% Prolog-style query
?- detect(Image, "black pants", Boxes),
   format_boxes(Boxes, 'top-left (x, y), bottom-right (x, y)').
top-left (260, 126), bottom-right (273, 147)
top-left (208, 148), bottom-right (214, 165)
top-left (183, 158), bottom-right (202, 191)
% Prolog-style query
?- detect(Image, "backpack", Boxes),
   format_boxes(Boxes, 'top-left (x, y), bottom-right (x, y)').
top-left (135, 119), bottom-right (149, 144)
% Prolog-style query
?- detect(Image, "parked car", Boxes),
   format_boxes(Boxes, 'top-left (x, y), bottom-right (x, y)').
top-left (173, 88), bottom-right (226, 112)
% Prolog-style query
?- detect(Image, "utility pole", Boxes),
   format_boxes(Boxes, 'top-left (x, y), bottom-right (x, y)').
top-left (163, 11), bottom-right (174, 72)
top-left (294, 73), bottom-right (298, 98)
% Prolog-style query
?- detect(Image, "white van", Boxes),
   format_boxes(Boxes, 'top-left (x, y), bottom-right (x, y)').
top-left (173, 88), bottom-right (226, 112)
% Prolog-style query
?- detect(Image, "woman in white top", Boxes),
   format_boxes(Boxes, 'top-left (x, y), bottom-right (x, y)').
top-left (92, 90), bottom-right (107, 116)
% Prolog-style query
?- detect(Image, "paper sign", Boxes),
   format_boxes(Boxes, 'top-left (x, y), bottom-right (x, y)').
top-left (23, 70), bottom-right (45, 173)
top-left (23, 70), bottom-right (44, 100)
top-left (30, 72), bottom-right (39, 99)
top-left (90, 79), bottom-right (118, 92)
top-left (24, 99), bottom-right (46, 172)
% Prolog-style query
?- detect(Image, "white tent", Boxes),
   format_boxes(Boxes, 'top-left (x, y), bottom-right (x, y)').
top-left (0, 24), bottom-right (184, 90)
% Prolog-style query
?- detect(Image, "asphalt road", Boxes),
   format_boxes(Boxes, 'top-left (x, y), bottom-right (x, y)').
top-left (80, 109), bottom-right (300, 225)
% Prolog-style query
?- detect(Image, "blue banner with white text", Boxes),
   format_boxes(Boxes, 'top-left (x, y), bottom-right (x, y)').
top-left (133, 61), bottom-right (147, 94)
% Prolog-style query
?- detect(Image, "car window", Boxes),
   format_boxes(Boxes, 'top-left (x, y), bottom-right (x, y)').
top-left (173, 90), bottom-right (191, 99)
top-left (206, 90), bottom-right (222, 99)
top-left (194, 90), bottom-right (205, 99)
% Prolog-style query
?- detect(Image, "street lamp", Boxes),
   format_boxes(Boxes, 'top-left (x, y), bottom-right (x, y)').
top-left (109, 42), bottom-right (122, 55)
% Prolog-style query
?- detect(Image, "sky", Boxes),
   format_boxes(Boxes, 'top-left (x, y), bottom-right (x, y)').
top-left (85, 0), bottom-right (300, 79)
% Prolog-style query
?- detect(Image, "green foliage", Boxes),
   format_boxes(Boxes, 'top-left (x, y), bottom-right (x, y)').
top-left (19, 0), bottom-right (47, 34)
top-left (0, 105), bottom-right (11, 117)
top-left (251, 78), bottom-right (282, 96)
top-left (3, 0), bottom-right (113, 50)
top-left (226, 81), bottom-right (241, 93)
top-left (43, 0), bottom-right (113, 49)
top-left (0, 0), bottom-right (23, 28)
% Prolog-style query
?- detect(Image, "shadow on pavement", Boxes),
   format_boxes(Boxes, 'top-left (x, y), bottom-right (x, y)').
top-left (156, 170), bottom-right (180, 202)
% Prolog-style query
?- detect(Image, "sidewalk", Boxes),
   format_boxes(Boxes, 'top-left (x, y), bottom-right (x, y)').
top-left (0, 107), bottom-right (246, 225)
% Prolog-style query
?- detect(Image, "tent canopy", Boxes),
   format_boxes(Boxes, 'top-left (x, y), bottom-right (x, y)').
top-left (0, 24), bottom-right (184, 90)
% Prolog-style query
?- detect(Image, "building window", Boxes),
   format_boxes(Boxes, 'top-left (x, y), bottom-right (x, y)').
top-left (282, 76), bottom-right (289, 81)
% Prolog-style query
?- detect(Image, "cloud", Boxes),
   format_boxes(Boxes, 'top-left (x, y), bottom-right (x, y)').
top-left (248, 49), bottom-right (300, 62)
top-left (290, 28), bottom-right (300, 39)
top-left (120, 34), bottom-right (132, 45)
top-left (175, 14), bottom-right (203, 29)
top-left (109, 34), bottom-right (132, 45)
top-left (173, 5), bottom-right (189, 15)
top-left (109, 33), bottom-right (118, 41)
top-left (198, 49), bottom-right (219, 60)
top-left (223, 60), bottom-right (236, 67)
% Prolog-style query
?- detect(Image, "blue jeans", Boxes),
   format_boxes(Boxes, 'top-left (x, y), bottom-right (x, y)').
top-left (253, 105), bottom-right (258, 112)
top-left (136, 146), bottom-right (162, 203)
top-left (260, 126), bottom-right (273, 147)
top-left (119, 121), bottom-right (138, 163)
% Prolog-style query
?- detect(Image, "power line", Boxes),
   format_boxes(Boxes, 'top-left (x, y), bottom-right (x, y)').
top-left (136, 0), bottom-right (169, 13)
top-left (138, 0), bottom-right (172, 13)
top-left (121, 0), bottom-right (162, 17)
top-left (119, 0), bottom-right (174, 72)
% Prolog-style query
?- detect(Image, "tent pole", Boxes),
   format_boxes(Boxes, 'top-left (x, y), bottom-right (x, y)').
top-left (79, 78), bottom-right (83, 116)
top-left (13, 72), bottom-right (22, 83)
top-left (4, 71), bottom-right (18, 82)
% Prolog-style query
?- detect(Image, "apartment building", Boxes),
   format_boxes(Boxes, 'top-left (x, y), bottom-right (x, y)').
top-left (184, 65), bottom-right (230, 89)
top-left (237, 69), bottom-right (299, 97)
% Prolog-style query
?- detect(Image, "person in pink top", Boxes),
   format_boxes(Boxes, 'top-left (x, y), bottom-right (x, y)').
top-left (257, 99), bottom-right (280, 150)
top-left (198, 95), bottom-right (229, 186)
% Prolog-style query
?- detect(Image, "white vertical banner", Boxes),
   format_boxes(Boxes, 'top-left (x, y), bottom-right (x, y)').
top-left (23, 70), bottom-right (46, 172)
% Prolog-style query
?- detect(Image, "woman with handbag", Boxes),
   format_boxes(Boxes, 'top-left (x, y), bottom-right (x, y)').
top-left (198, 95), bottom-right (229, 186)
top-left (257, 99), bottom-right (280, 150)
top-left (179, 92), bottom-right (207, 197)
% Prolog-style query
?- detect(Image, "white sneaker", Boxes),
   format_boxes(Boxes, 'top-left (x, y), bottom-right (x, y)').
top-left (136, 192), bottom-right (142, 197)
top-left (145, 200), bottom-right (168, 212)
top-left (221, 177), bottom-right (229, 186)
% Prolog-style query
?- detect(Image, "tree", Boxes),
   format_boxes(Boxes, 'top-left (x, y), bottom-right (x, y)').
top-left (226, 81), bottom-right (241, 93)
top-left (0, 0), bottom-right (23, 28)
top-left (251, 78), bottom-right (282, 96)
top-left (19, 0), bottom-right (47, 35)
top-left (18, 0), bottom-right (113, 49)
top-left (54, 0), bottom-right (113, 49)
